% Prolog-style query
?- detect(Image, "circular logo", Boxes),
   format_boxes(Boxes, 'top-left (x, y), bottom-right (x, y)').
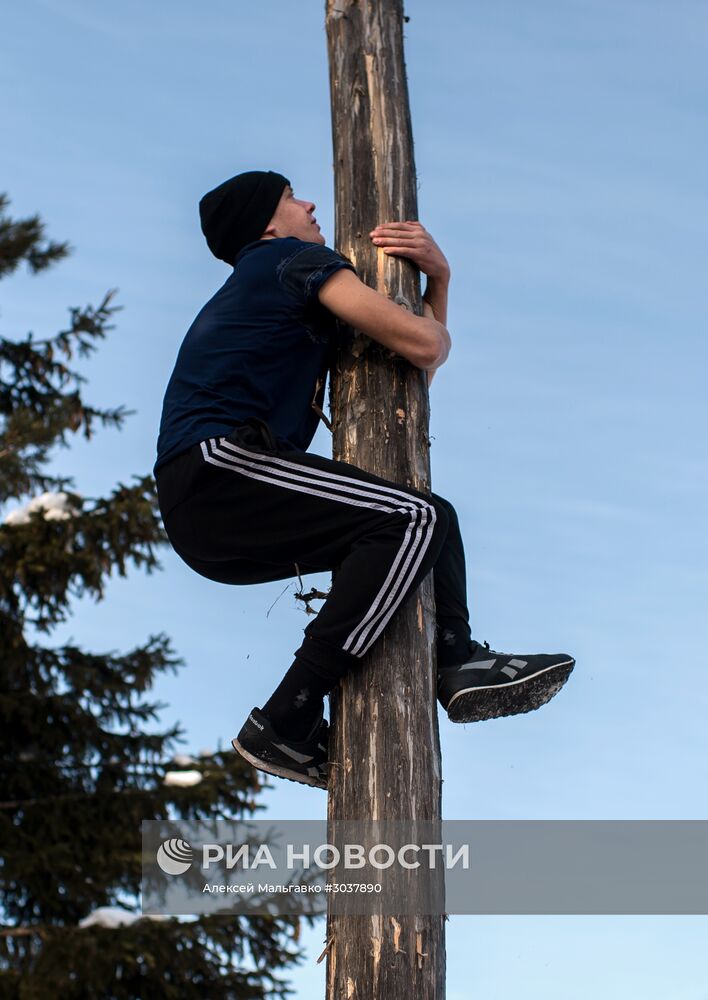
top-left (156, 838), bottom-right (193, 876)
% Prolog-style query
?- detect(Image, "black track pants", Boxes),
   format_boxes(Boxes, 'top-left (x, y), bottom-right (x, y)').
top-left (155, 420), bottom-right (472, 682)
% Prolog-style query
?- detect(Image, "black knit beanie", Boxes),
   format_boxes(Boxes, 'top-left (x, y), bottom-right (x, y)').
top-left (198, 170), bottom-right (290, 265)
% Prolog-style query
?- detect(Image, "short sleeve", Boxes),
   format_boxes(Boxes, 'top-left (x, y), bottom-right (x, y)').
top-left (277, 243), bottom-right (356, 306)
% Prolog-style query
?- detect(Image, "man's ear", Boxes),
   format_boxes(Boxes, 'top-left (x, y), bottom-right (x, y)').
top-left (261, 219), bottom-right (279, 238)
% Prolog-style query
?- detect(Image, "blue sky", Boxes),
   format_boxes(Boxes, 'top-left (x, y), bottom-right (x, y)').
top-left (2, 0), bottom-right (707, 995)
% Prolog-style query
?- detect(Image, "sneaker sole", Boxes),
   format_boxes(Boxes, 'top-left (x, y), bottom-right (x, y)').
top-left (231, 737), bottom-right (327, 789)
top-left (445, 659), bottom-right (575, 724)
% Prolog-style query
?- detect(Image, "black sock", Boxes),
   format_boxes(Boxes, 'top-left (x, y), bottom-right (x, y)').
top-left (436, 619), bottom-right (474, 669)
top-left (261, 656), bottom-right (332, 741)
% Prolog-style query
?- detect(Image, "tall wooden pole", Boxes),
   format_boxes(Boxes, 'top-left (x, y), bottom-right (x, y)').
top-left (324, 2), bottom-right (446, 997)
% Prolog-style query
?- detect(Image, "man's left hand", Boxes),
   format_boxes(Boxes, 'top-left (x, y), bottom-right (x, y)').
top-left (369, 221), bottom-right (450, 282)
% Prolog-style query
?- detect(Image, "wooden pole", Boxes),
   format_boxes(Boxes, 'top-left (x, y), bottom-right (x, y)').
top-left (324, 1), bottom-right (446, 997)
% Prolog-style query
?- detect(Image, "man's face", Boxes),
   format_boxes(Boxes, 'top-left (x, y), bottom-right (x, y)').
top-left (262, 185), bottom-right (325, 244)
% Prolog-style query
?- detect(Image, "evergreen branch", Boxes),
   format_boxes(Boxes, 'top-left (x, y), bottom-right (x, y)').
top-left (0, 194), bottom-right (70, 278)
top-left (0, 784), bottom-right (262, 810)
top-left (0, 477), bottom-right (166, 629)
top-left (0, 290), bottom-right (127, 503)
top-left (0, 927), bottom-right (46, 939)
top-left (0, 790), bottom-right (149, 810)
top-left (3, 759), bottom-right (200, 772)
top-left (0, 291), bottom-right (125, 458)
top-left (0, 290), bottom-right (120, 368)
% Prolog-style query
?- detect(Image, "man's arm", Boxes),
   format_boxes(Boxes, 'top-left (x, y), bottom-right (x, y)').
top-left (318, 269), bottom-right (449, 371)
top-left (369, 221), bottom-right (451, 386)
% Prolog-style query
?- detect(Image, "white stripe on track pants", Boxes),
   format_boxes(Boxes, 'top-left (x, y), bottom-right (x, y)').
top-left (155, 421), bottom-right (471, 682)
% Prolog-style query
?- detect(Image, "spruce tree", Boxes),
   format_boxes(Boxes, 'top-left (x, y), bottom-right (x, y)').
top-left (0, 195), bottom-right (304, 999)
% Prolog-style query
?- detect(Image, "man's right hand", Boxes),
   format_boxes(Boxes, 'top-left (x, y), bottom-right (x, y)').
top-left (369, 221), bottom-right (450, 283)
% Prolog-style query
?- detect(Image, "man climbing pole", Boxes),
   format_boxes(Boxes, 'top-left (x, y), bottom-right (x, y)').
top-left (153, 169), bottom-right (575, 789)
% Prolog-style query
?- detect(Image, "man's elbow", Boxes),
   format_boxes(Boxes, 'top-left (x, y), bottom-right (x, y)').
top-left (416, 349), bottom-right (441, 370)
top-left (415, 328), bottom-right (450, 370)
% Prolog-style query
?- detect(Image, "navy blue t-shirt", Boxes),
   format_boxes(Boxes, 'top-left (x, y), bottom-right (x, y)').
top-left (154, 237), bottom-right (356, 473)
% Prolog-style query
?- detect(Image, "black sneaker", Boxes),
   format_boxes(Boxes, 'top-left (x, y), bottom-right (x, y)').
top-left (437, 641), bottom-right (575, 723)
top-left (232, 707), bottom-right (329, 789)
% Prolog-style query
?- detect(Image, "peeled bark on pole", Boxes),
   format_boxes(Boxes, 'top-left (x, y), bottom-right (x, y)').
top-left (324, 2), bottom-right (446, 997)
